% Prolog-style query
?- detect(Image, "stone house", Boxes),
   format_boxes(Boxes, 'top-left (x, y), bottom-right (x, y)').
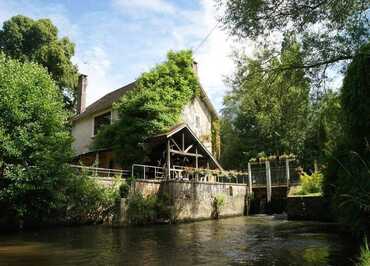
top-left (71, 62), bottom-right (222, 172)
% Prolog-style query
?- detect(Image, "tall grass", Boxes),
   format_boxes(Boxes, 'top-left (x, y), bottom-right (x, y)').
top-left (358, 238), bottom-right (370, 266)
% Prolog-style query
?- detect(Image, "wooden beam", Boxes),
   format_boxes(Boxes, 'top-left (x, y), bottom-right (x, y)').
top-left (265, 161), bottom-right (272, 203)
top-left (182, 133), bottom-right (185, 151)
top-left (248, 162), bottom-right (252, 195)
top-left (195, 147), bottom-right (198, 169)
top-left (166, 139), bottom-right (171, 179)
top-left (184, 144), bottom-right (193, 153)
top-left (170, 138), bottom-right (181, 151)
top-left (170, 149), bottom-right (203, 157)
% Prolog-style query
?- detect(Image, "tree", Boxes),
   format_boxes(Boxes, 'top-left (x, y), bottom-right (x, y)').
top-left (221, 37), bottom-right (310, 169)
top-left (94, 50), bottom-right (200, 167)
top-left (302, 90), bottom-right (342, 169)
top-left (0, 53), bottom-right (73, 224)
top-left (324, 42), bottom-right (370, 234)
top-left (217, 0), bottom-right (369, 85)
top-left (0, 15), bottom-right (78, 109)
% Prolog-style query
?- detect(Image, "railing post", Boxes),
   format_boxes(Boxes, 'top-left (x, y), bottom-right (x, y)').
top-left (285, 159), bottom-right (290, 187)
top-left (248, 162), bottom-right (253, 195)
top-left (265, 161), bottom-right (272, 203)
top-left (143, 165), bottom-right (146, 179)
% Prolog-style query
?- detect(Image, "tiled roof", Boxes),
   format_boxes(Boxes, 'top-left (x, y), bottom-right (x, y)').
top-left (72, 80), bottom-right (218, 122)
top-left (72, 82), bottom-right (136, 121)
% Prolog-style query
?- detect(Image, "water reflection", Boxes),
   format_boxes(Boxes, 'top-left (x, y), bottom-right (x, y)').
top-left (0, 215), bottom-right (356, 266)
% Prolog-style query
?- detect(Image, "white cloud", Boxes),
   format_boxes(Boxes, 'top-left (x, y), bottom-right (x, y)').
top-left (73, 46), bottom-right (122, 105)
top-left (0, 0), bottom-right (254, 112)
top-left (191, 0), bottom-right (255, 112)
top-left (113, 0), bottom-right (176, 14)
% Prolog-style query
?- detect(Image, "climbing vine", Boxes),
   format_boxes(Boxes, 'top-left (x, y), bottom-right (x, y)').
top-left (93, 50), bottom-right (200, 166)
top-left (211, 118), bottom-right (221, 160)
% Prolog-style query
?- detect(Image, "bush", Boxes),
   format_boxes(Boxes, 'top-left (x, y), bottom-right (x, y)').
top-left (298, 171), bottom-right (323, 195)
top-left (119, 176), bottom-right (135, 198)
top-left (126, 192), bottom-right (171, 225)
top-left (65, 175), bottom-right (121, 224)
top-left (212, 194), bottom-right (225, 219)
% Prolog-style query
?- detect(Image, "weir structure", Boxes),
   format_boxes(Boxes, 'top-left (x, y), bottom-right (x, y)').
top-left (70, 157), bottom-right (297, 218)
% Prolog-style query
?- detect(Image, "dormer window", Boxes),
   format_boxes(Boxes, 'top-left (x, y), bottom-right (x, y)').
top-left (93, 111), bottom-right (111, 136)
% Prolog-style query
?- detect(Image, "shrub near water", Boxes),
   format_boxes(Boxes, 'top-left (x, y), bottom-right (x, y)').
top-left (65, 175), bottom-right (121, 224)
top-left (298, 172), bottom-right (323, 195)
top-left (127, 192), bottom-right (171, 225)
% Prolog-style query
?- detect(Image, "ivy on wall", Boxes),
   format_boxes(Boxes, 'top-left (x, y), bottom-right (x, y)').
top-left (211, 119), bottom-right (221, 160)
top-left (93, 50), bottom-right (200, 166)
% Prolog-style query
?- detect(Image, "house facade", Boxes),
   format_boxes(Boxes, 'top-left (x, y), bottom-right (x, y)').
top-left (71, 62), bottom-right (221, 171)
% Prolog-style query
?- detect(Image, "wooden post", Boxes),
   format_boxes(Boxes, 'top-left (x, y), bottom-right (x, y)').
top-left (95, 152), bottom-right (99, 176)
top-left (182, 133), bottom-right (185, 151)
top-left (265, 161), bottom-right (272, 203)
top-left (195, 147), bottom-right (198, 169)
top-left (195, 147), bottom-right (199, 181)
top-left (166, 139), bottom-right (171, 180)
top-left (248, 162), bottom-right (253, 195)
top-left (285, 159), bottom-right (290, 187)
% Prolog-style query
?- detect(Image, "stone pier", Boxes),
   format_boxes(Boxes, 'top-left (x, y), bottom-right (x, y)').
top-left (116, 179), bottom-right (250, 225)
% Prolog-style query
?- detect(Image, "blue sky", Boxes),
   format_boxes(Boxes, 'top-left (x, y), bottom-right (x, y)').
top-left (0, 0), bottom-right (252, 112)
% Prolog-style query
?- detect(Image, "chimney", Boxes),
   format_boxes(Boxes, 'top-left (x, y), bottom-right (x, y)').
top-left (192, 61), bottom-right (198, 76)
top-left (77, 74), bottom-right (87, 114)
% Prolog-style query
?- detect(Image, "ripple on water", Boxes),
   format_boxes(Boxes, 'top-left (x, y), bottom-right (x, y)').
top-left (0, 216), bottom-right (357, 266)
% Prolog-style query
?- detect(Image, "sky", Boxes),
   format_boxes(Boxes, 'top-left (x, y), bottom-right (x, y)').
top-left (0, 0), bottom-right (254, 112)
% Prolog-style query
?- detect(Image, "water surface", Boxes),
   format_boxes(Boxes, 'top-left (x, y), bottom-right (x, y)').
top-left (0, 215), bottom-right (356, 265)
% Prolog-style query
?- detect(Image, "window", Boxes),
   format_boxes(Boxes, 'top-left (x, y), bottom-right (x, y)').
top-left (93, 111), bottom-right (111, 136)
top-left (195, 115), bottom-right (200, 129)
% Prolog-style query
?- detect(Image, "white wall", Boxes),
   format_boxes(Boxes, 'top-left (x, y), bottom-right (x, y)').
top-left (72, 108), bottom-right (116, 155)
top-left (72, 97), bottom-right (213, 156)
top-left (71, 116), bottom-right (94, 155)
top-left (181, 97), bottom-right (213, 153)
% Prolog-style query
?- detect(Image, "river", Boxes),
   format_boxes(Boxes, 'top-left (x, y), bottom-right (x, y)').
top-left (0, 215), bottom-right (357, 266)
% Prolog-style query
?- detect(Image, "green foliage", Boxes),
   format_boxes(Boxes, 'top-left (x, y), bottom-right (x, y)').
top-left (211, 119), bottom-right (221, 159)
top-left (341, 43), bottom-right (370, 153)
top-left (218, 0), bottom-right (369, 84)
top-left (119, 176), bottom-right (136, 198)
top-left (297, 172), bottom-right (323, 195)
top-left (0, 53), bottom-right (73, 224)
top-left (324, 42), bottom-right (370, 234)
top-left (302, 91), bottom-right (342, 168)
top-left (65, 175), bottom-right (121, 224)
top-left (358, 238), bottom-right (370, 266)
top-left (221, 37), bottom-right (310, 169)
top-left (94, 50), bottom-right (199, 166)
top-left (126, 192), bottom-right (171, 225)
top-left (212, 194), bottom-right (225, 219)
top-left (0, 15), bottom-right (78, 108)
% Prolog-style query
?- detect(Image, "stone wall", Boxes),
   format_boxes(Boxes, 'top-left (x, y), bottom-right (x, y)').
top-left (118, 179), bottom-right (249, 224)
top-left (287, 195), bottom-right (332, 221)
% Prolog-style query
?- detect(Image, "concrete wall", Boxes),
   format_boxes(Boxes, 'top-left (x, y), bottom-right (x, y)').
top-left (287, 195), bottom-right (332, 221)
top-left (131, 180), bottom-right (249, 222)
top-left (181, 96), bottom-right (213, 153)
